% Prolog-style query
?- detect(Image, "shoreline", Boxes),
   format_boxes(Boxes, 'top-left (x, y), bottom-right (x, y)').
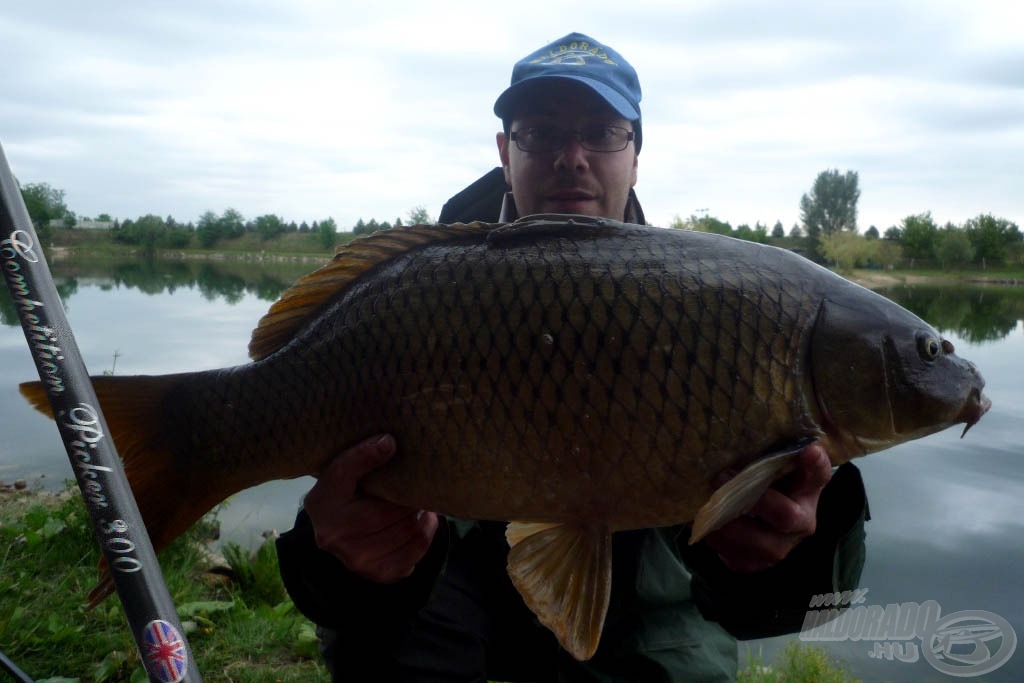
top-left (848, 270), bottom-right (1023, 289)
top-left (44, 244), bottom-right (1024, 290)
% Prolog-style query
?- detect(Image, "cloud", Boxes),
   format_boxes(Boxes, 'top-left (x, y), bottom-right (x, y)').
top-left (1, 1), bottom-right (1021, 232)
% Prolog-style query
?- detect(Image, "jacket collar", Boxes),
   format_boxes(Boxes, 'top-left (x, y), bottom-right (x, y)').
top-left (499, 189), bottom-right (647, 225)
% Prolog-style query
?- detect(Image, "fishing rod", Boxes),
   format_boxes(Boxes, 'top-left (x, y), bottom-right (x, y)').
top-left (0, 143), bottom-right (202, 682)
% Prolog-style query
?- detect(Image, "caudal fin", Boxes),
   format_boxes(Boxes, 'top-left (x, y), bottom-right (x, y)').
top-left (20, 373), bottom-right (232, 606)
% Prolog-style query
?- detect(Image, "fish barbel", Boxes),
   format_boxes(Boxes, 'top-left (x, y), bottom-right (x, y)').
top-left (21, 214), bottom-right (990, 660)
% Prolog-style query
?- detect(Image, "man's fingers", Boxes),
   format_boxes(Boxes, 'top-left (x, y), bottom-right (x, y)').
top-left (709, 518), bottom-right (793, 572)
top-left (312, 497), bottom-right (418, 549)
top-left (777, 444), bottom-right (832, 501)
top-left (339, 510), bottom-right (440, 583)
top-left (305, 435), bottom-right (396, 513)
top-left (744, 488), bottom-right (816, 536)
top-left (705, 443), bottom-right (834, 573)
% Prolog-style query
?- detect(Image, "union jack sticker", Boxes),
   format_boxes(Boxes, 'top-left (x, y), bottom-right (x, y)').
top-left (142, 619), bottom-right (188, 683)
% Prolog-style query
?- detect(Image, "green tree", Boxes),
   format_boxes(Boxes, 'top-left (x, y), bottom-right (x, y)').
top-left (883, 226), bottom-right (902, 241)
top-left (963, 213), bottom-right (1022, 267)
top-left (673, 212), bottom-right (733, 235)
top-left (196, 210), bottom-right (222, 248)
top-left (734, 223), bottom-right (768, 244)
top-left (317, 217), bottom-right (338, 250)
top-left (20, 182), bottom-right (67, 243)
top-left (799, 169), bottom-right (860, 241)
top-left (254, 214), bottom-right (286, 241)
top-left (132, 214), bottom-right (169, 258)
top-left (407, 205), bottom-right (434, 225)
top-left (899, 212), bottom-right (939, 261)
top-left (771, 220), bottom-right (785, 238)
top-left (864, 226), bottom-right (879, 239)
top-left (219, 208), bottom-right (245, 239)
top-left (819, 232), bottom-right (871, 272)
top-left (20, 182), bottom-right (68, 227)
top-left (876, 240), bottom-right (903, 270)
top-left (934, 228), bottom-right (975, 268)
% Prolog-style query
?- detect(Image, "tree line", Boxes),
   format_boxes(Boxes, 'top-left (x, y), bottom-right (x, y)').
top-left (673, 169), bottom-right (1022, 270)
top-left (16, 181), bottom-right (436, 253)
top-left (16, 174), bottom-right (1021, 269)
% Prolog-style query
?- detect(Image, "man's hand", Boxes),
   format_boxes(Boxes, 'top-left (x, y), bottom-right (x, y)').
top-left (303, 435), bottom-right (439, 584)
top-left (704, 444), bottom-right (832, 573)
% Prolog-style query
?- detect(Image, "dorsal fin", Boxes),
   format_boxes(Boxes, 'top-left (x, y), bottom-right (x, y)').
top-left (248, 222), bottom-right (497, 360)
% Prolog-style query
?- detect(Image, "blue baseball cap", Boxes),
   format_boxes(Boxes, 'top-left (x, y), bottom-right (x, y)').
top-left (494, 33), bottom-right (643, 151)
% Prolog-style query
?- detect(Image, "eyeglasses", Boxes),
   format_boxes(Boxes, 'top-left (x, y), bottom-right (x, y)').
top-left (509, 125), bottom-right (635, 153)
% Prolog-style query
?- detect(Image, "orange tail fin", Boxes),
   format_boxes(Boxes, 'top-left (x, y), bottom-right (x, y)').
top-left (20, 373), bottom-right (231, 607)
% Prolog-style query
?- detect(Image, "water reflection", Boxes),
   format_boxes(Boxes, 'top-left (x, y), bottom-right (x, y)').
top-left (879, 284), bottom-right (1024, 343)
top-left (5, 259), bottom-right (1022, 344)
top-left (0, 256), bottom-right (322, 326)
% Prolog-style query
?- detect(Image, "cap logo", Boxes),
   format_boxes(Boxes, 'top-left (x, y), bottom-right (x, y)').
top-left (530, 40), bottom-right (618, 67)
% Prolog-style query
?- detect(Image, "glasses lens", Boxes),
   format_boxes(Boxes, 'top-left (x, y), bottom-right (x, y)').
top-left (580, 126), bottom-right (630, 152)
top-left (514, 127), bottom-right (557, 152)
top-left (512, 126), bottom-right (632, 153)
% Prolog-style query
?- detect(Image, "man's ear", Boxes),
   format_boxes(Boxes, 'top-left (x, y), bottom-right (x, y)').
top-left (497, 131), bottom-right (512, 185)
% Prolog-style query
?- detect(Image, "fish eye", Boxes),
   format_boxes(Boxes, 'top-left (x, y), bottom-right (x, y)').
top-left (917, 334), bottom-right (942, 361)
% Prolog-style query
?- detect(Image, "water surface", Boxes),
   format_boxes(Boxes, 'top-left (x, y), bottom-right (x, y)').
top-left (1, 260), bottom-right (1020, 680)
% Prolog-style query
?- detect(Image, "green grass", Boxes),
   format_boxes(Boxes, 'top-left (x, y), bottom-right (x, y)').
top-left (851, 264), bottom-right (1024, 283)
top-left (47, 228), bottom-right (353, 259)
top-left (0, 487), bottom-right (327, 682)
top-left (738, 641), bottom-right (862, 683)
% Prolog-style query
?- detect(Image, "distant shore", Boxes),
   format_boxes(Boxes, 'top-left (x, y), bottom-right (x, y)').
top-left (848, 270), bottom-right (1023, 289)
top-left (43, 235), bottom-right (1024, 291)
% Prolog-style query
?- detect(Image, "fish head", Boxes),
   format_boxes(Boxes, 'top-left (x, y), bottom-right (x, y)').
top-left (809, 284), bottom-right (990, 462)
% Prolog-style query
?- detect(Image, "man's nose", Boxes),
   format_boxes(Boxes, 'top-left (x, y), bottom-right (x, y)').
top-left (554, 136), bottom-right (590, 171)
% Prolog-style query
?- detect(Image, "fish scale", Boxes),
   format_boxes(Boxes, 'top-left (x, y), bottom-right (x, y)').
top-left (20, 215), bottom-right (989, 661)
top-left (333, 230), bottom-right (810, 523)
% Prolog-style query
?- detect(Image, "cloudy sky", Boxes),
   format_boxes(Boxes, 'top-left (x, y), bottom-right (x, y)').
top-left (2, 1), bottom-right (1021, 233)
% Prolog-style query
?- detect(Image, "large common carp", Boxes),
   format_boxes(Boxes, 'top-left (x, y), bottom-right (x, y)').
top-left (21, 214), bottom-right (989, 660)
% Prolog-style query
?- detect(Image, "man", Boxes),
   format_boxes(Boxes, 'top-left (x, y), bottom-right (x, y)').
top-left (277, 33), bottom-right (868, 681)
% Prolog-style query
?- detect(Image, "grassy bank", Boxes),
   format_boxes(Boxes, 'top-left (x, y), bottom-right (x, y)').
top-left (48, 227), bottom-right (1024, 284)
top-left (0, 487), bottom-right (327, 682)
top-left (48, 229), bottom-right (347, 261)
top-left (848, 266), bottom-right (1024, 289)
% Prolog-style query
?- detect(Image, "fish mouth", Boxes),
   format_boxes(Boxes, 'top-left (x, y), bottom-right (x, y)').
top-left (959, 388), bottom-right (991, 438)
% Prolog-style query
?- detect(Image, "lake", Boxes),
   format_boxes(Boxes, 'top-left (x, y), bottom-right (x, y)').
top-left (1, 256), bottom-right (1021, 680)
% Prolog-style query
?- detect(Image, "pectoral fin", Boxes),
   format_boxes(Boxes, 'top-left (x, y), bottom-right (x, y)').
top-left (689, 442), bottom-right (811, 544)
top-left (506, 521), bottom-right (612, 661)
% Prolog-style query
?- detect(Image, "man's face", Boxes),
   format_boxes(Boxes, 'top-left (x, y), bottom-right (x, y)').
top-left (497, 81), bottom-right (638, 220)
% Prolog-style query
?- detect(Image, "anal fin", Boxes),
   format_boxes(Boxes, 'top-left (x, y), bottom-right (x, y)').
top-left (506, 521), bottom-right (612, 661)
top-left (689, 441), bottom-right (812, 545)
